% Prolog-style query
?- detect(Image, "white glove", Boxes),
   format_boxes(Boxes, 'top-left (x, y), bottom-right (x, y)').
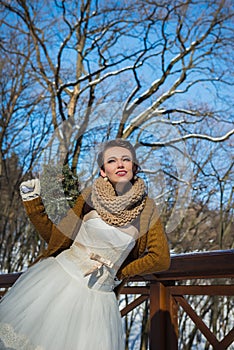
top-left (20, 179), bottom-right (41, 201)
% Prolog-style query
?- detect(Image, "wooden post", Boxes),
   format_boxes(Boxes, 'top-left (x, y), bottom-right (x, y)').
top-left (166, 285), bottom-right (178, 349)
top-left (149, 282), bottom-right (167, 349)
top-left (149, 282), bottom-right (179, 350)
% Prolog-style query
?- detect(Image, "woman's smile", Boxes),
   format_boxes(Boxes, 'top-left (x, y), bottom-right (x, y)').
top-left (116, 170), bottom-right (127, 176)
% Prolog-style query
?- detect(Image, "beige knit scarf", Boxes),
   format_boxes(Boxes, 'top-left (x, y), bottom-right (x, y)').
top-left (91, 176), bottom-right (147, 227)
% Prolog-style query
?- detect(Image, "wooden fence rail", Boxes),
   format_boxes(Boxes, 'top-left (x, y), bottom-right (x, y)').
top-left (1, 249), bottom-right (234, 349)
top-left (121, 249), bottom-right (234, 349)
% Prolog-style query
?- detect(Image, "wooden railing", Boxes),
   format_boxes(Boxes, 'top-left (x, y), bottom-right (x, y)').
top-left (1, 249), bottom-right (234, 349)
top-left (121, 249), bottom-right (234, 350)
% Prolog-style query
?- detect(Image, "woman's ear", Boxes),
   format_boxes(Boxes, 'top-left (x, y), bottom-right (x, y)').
top-left (100, 168), bottom-right (106, 178)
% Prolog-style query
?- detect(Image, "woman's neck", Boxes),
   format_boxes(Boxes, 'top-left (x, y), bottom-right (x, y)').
top-left (114, 181), bottom-right (132, 195)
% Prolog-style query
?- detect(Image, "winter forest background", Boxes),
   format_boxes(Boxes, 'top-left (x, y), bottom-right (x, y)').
top-left (0, 0), bottom-right (233, 349)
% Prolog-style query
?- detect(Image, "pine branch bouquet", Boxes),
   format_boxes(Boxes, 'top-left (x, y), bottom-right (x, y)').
top-left (40, 163), bottom-right (80, 224)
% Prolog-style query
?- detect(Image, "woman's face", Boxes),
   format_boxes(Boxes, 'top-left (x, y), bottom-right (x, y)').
top-left (100, 146), bottom-right (134, 185)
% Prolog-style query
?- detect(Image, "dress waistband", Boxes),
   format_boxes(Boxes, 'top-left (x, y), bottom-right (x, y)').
top-left (73, 242), bottom-right (116, 277)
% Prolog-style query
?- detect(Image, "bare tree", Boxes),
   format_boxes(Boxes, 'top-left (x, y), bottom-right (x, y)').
top-left (1, 0), bottom-right (233, 163)
top-left (0, 28), bottom-right (51, 272)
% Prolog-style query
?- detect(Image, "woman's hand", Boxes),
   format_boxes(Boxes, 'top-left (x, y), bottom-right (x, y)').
top-left (20, 179), bottom-right (41, 201)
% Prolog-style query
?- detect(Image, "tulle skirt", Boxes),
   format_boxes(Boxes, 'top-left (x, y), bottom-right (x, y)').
top-left (0, 257), bottom-right (124, 350)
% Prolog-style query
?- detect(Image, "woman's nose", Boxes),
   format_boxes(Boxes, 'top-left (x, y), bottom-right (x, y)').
top-left (117, 159), bottom-right (124, 167)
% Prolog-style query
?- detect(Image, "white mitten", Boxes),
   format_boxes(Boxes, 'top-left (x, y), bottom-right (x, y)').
top-left (20, 179), bottom-right (41, 201)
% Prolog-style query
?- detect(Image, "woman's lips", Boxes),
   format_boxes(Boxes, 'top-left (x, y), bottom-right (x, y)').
top-left (116, 171), bottom-right (127, 176)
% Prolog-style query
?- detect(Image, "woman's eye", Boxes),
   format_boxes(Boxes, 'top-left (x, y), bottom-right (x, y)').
top-left (123, 158), bottom-right (131, 162)
top-left (107, 159), bottom-right (115, 163)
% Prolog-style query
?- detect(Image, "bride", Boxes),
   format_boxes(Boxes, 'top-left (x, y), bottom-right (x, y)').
top-left (0, 139), bottom-right (170, 350)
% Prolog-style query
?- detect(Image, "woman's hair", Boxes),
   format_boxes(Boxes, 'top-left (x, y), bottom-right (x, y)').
top-left (97, 139), bottom-right (139, 175)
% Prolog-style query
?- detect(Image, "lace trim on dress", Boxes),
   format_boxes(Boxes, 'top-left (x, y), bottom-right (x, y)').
top-left (0, 322), bottom-right (43, 350)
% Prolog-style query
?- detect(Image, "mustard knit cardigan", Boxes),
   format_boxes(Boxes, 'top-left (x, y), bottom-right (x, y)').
top-left (23, 187), bottom-right (170, 279)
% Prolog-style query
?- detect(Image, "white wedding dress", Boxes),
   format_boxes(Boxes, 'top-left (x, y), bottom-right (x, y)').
top-left (0, 211), bottom-right (137, 350)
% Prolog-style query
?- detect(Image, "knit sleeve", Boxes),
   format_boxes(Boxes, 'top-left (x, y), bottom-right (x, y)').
top-left (117, 207), bottom-right (170, 279)
top-left (23, 191), bottom-right (88, 245)
top-left (23, 197), bottom-right (54, 243)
